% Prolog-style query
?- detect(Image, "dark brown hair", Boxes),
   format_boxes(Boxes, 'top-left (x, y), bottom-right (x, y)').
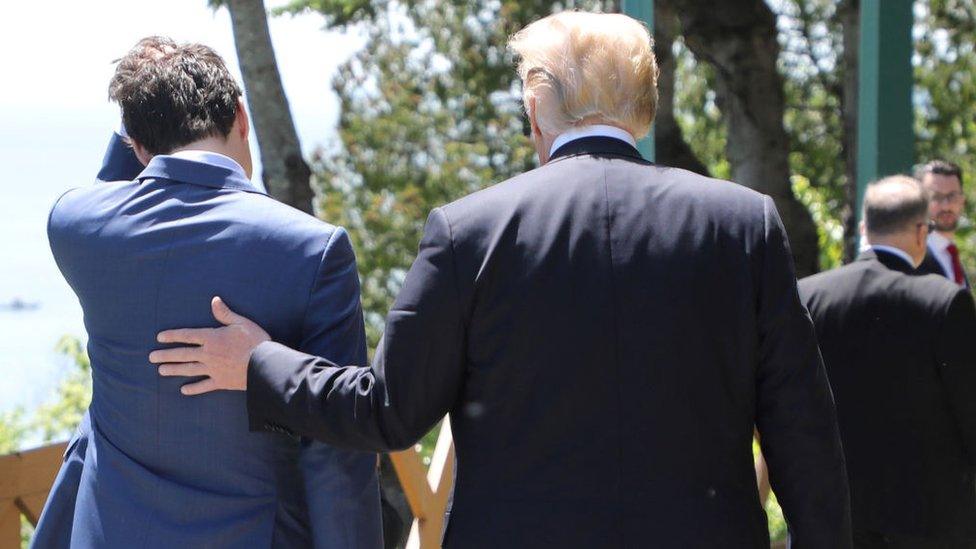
top-left (914, 159), bottom-right (964, 188)
top-left (109, 37), bottom-right (242, 155)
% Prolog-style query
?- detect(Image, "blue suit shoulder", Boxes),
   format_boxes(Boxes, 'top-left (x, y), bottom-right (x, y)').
top-left (48, 180), bottom-right (141, 240)
top-left (50, 178), bottom-right (343, 248)
top-left (229, 190), bottom-right (345, 250)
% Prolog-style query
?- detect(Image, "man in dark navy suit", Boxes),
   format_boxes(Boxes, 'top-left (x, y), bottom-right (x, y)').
top-left (33, 37), bottom-right (381, 548)
top-left (155, 12), bottom-right (851, 548)
top-left (800, 176), bottom-right (976, 548)
top-left (915, 160), bottom-right (970, 288)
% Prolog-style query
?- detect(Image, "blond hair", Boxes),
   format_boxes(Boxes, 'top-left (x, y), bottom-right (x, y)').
top-left (508, 11), bottom-right (658, 139)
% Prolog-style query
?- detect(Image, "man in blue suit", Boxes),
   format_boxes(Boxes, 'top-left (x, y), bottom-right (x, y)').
top-left (32, 37), bottom-right (381, 548)
top-left (30, 124), bottom-right (148, 549)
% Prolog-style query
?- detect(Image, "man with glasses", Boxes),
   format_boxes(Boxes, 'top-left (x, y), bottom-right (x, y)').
top-left (916, 160), bottom-right (969, 288)
top-left (800, 175), bottom-right (976, 548)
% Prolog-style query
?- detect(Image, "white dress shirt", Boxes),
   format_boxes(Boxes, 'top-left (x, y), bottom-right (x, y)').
top-left (870, 245), bottom-right (916, 269)
top-left (926, 231), bottom-right (956, 279)
top-left (164, 150), bottom-right (249, 180)
top-left (114, 118), bottom-right (247, 182)
top-left (549, 124), bottom-right (637, 157)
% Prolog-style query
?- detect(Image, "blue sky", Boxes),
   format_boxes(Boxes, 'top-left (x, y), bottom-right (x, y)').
top-left (0, 0), bottom-right (362, 412)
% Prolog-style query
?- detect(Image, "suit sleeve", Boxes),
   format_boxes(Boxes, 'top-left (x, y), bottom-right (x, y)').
top-left (935, 289), bottom-right (976, 463)
top-left (247, 207), bottom-right (466, 452)
top-left (290, 227), bottom-right (382, 549)
top-left (754, 196), bottom-right (852, 548)
top-left (299, 227), bottom-right (369, 367)
top-left (95, 132), bottom-right (144, 182)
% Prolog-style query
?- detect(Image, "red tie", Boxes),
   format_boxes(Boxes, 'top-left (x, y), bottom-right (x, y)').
top-left (946, 243), bottom-right (966, 286)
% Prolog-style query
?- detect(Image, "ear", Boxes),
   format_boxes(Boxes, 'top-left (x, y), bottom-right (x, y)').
top-left (237, 98), bottom-right (249, 141)
top-left (129, 139), bottom-right (153, 167)
top-left (528, 96), bottom-right (542, 139)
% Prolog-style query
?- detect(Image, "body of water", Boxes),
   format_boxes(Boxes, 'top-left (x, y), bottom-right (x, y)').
top-left (0, 110), bottom-right (102, 413)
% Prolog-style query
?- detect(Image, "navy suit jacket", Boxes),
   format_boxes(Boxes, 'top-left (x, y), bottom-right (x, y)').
top-left (246, 137), bottom-right (851, 548)
top-left (32, 135), bottom-right (381, 548)
top-left (800, 250), bottom-right (976, 541)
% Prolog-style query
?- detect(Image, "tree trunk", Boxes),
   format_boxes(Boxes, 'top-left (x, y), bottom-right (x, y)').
top-left (226, 0), bottom-right (314, 214)
top-left (839, 0), bottom-right (860, 262)
top-left (653, 2), bottom-right (710, 176)
top-left (666, 0), bottom-right (820, 277)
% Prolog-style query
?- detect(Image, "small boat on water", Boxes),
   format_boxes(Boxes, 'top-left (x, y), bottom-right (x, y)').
top-left (0, 298), bottom-right (41, 312)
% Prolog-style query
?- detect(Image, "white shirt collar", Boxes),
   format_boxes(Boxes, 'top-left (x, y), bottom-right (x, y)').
top-left (165, 150), bottom-right (248, 180)
top-left (549, 125), bottom-right (637, 157)
top-left (925, 231), bottom-right (957, 279)
top-left (927, 231), bottom-right (952, 251)
top-left (871, 245), bottom-right (917, 269)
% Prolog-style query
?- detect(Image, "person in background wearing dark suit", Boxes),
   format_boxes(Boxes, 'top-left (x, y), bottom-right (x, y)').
top-left (152, 11), bottom-right (852, 548)
top-left (800, 175), bottom-right (976, 549)
top-left (916, 160), bottom-right (970, 288)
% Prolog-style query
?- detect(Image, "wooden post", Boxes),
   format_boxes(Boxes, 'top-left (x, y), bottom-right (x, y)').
top-left (0, 441), bottom-right (68, 549)
top-left (0, 499), bottom-right (21, 549)
top-left (389, 420), bottom-right (455, 549)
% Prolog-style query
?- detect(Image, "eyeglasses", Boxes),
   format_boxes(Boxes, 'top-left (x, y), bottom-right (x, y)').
top-left (931, 191), bottom-right (964, 204)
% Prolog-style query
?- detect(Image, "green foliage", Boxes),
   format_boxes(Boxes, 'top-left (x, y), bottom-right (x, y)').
top-left (672, 37), bottom-right (730, 179)
top-left (0, 336), bottom-right (91, 453)
top-left (776, 0), bottom-right (849, 203)
top-left (672, 0), bottom-right (852, 257)
top-left (0, 408), bottom-right (28, 454)
top-left (794, 175), bottom-right (844, 270)
top-left (272, 0), bottom-right (376, 26)
top-left (305, 0), bottom-right (612, 343)
top-left (753, 436), bottom-right (787, 542)
top-left (30, 337), bottom-right (92, 443)
top-left (0, 336), bottom-right (90, 547)
top-left (678, 0), bottom-right (976, 271)
top-left (22, 519), bottom-right (34, 549)
top-left (765, 491), bottom-right (788, 542)
top-left (915, 1), bottom-right (976, 274)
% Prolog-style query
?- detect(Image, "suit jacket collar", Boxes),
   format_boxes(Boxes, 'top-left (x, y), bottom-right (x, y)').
top-left (549, 136), bottom-right (646, 163)
top-left (136, 155), bottom-right (264, 194)
top-left (857, 248), bottom-right (916, 275)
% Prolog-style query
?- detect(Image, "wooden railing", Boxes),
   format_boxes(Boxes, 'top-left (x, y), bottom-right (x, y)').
top-left (0, 424), bottom-right (778, 549)
top-left (0, 442), bottom-right (67, 547)
top-left (389, 421), bottom-right (455, 548)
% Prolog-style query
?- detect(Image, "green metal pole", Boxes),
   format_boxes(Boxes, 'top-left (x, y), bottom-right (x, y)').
top-left (856, 0), bottom-right (914, 232)
top-left (622, 0), bottom-right (655, 162)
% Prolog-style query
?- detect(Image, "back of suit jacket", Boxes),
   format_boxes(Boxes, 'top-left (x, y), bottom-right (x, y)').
top-left (799, 250), bottom-right (976, 541)
top-left (43, 148), bottom-right (379, 548)
top-left (248, 136), bottom-right (851, 548)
